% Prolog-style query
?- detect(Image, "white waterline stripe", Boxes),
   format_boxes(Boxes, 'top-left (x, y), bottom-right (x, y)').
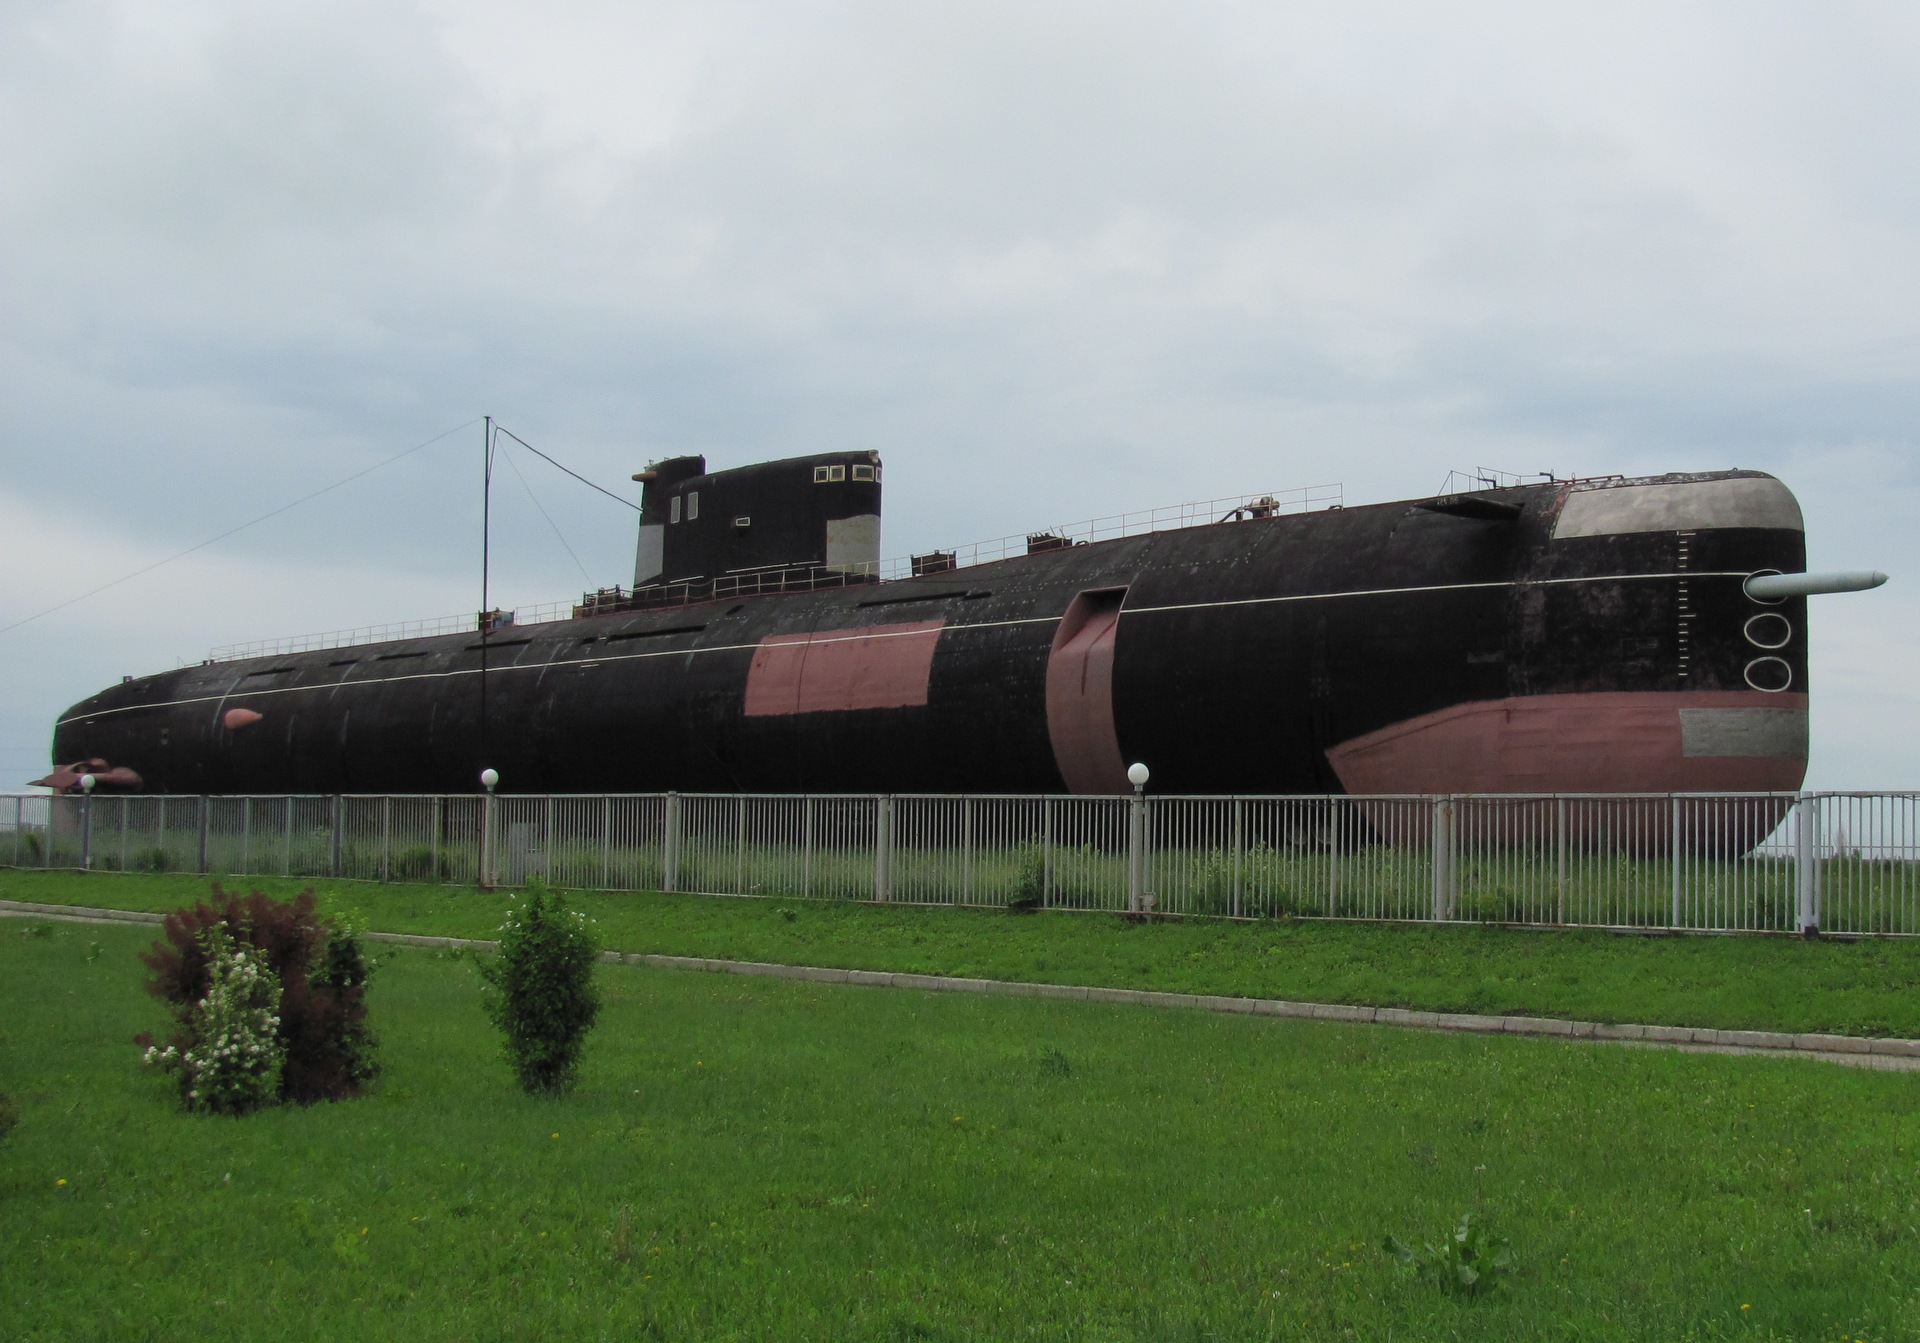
top-left (55, 617), bottom-right (1064, 725)
top-left (59, 570), bottom-right (1740, 726)
top-left (1121, 570), bottom-right (1748, 617)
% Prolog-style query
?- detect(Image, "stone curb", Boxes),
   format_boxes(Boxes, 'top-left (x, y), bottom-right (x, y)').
top-left (0, 900), bottom-right (166, 925)
top-left (6, 899), bottom-right (1916, 1067)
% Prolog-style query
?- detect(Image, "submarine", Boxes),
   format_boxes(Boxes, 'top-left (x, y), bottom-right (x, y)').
top-left (43, 451), bottom-right (1885, 797)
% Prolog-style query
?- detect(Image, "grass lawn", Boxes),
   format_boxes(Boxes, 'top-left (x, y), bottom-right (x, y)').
top-left (6, 916), bottom-right (1920, 1340)
top-left (10, 868), bottom-right (1920, 1039)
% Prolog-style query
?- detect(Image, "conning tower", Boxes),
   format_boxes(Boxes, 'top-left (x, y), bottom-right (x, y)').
top-left (632, 451), bottom-right (883, 592)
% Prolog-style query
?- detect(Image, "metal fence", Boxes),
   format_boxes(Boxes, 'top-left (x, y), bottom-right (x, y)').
top-left (5, 790), bottom-right (1918, 936)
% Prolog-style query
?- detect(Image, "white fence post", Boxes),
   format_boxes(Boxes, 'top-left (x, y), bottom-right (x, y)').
top-left (803, 796), bottom-right (814, 898)
top-left (432, 795), bottom-right (445, 884)
top-left (544, 796), bottom-right (555, 885)
top-left (1128, 792), bottom-right (1148, 914)
top-left (1554, 796), bottom-right (1568, 924)
top-left (1796, 792), bottom-right (1821, 935)
top-left (663, 792), bottom-right (682, 893)
top-left (480, 791), bottom-right (498, 890)
top-left (1042, 796), bottom-right (1054, 906)
top-left (1326, 802), bottom-right (1340, 917)
top-left (1231, 797), bottom-right (1244, 919)
top-left (329, 797), bottom-right (343, 877)
top-left (1670, 795), bottom-right (1683, 929)
top-left (601, 797), bottom-right (612, 890)
top-left (1430, 796), bottom-right (1452, 921)
top-left (734, 796), bottom-right (747, 894)
top-left (962, 797), bottom-right (974, 904)
top-left (875, 795), bottom-right (893, 901)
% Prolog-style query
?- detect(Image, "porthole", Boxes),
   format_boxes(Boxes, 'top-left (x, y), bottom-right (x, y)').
top-left (1744, 613), bottom-right (1791, 649)
top-left (1743, 656), bottom-right (1793, 693)
top-left (1746, 567), bottom-right (1785, 605)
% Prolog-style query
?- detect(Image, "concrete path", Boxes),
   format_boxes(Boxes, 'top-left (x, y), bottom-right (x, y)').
top-left (8, 898), bottom-right (1917, 1072)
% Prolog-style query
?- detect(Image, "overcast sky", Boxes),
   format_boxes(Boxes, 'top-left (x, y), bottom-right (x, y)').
top-left (2, 0), bottom-right (1916, 788)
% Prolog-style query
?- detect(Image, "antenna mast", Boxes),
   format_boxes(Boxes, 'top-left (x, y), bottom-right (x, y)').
top-left (480, 415), bottom-right (494, 774)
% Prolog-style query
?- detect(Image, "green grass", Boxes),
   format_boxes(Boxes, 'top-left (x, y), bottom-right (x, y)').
top-left (10, 868), bottom-right (1920, 1040)
top-left (4, 917), bottom-right (1920, 1340)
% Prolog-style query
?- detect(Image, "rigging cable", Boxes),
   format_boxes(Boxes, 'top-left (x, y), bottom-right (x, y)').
top-left (0, 417), bottom-right (484, 639)
top-left (491, 424), bottom-right (641, 511)
top-left (500, 443), bottom-right (594, 585)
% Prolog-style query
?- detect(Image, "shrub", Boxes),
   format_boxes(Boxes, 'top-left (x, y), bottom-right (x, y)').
top-left (137, 885), bottom-right (379, 1106)
top-left (1384, 1212), bottom-right (1514, 1296)
top-left (1008, 842), bottom-right (1045, 912)
top-left (0, 1090), bottom-right (17, 1146)
top-left (478, 880), bottom-right (601, 1094)
top-left (391, 844), bottom-right (450, 882)
top-left (143, 925), bottom-right (285, 1115)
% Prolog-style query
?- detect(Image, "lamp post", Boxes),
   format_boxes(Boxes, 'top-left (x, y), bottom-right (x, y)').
top-left (479, 768), bottom-right (499, 890)
top-left (79, 773), bottom-right (96, 872)
top-left (1126, 762), bottom-right (1149, 914)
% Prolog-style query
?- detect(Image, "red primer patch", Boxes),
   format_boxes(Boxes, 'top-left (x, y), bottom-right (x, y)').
top-left (743, 620), bottom-right (944, 717)
top-left (1327, 690), bottom-right (1810, 795)
top-left (1044, 590), bottom-right (1129, 794)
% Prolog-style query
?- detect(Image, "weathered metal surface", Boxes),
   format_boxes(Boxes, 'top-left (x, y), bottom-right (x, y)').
top-left (47, 468), bottom-right (1811, 797)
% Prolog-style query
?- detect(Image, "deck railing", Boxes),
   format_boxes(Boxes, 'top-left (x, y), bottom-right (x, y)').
top-left (5, 790), bottom-right (1917, 936)
top-left (202, 483), bottom-right (1345, 662)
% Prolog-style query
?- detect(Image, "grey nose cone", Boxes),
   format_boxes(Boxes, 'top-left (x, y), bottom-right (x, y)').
top-left (1743, 570), bottom-right (1888, 600)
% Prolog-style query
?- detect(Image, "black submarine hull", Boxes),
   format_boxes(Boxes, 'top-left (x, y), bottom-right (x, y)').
top-left (50, 472), bottom-right (1811, 797)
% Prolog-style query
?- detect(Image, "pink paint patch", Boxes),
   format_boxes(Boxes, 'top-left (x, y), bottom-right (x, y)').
top-left (28, 760), bottom-right (143, 792)
top-left (223, 708), bottom-right (264, 731)
top-left (743, 620), bottom-right (944, 717)
top-left (1327, 691), bottom-right (1809, 796)
top-left (1045, 590), bottom-right (1130, 794)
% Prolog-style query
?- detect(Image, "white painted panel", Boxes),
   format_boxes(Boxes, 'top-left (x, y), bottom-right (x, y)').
top-left (825, 513), bottom-right (881, 572)
top-left (633, 523), bottom-right (664, 586)
top-left (1679, 707), bottom-right (1808, 758)
top-left (1554, 477), bottom-right (1803, 539)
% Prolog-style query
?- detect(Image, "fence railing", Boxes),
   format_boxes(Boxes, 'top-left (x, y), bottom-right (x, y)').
top-left (5, 791), bottom-right (1917, 936)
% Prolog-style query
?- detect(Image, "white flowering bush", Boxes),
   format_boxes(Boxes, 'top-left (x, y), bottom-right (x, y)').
top-left (143, 925), bottom-right (285, 1115)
